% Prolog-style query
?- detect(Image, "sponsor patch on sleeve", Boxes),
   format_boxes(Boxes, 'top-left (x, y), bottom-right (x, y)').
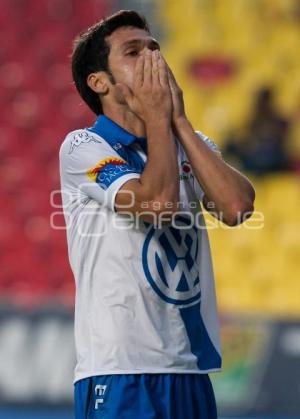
top-left (86, 157), bottom-right (138, 190)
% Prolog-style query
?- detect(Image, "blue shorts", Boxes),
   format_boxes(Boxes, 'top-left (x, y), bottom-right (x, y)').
top-left (74, 373), bottom-right (217, 419)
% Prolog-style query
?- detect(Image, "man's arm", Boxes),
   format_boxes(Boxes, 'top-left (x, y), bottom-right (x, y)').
top-left (115, 50), bottom-right (179, 223)
top-left (167, 64), bottom-right (255, 226)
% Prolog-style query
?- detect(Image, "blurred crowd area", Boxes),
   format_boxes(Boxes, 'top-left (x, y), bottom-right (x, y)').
top-left (0, 0), bottom-right (300, 416)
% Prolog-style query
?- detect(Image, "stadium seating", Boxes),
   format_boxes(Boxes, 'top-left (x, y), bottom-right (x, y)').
top-left (0, 0), bottom-right (108, 306)
top-left (207, 174), bottom-right (300, 316)
top-left (161, 0), bottom-right (300, 155)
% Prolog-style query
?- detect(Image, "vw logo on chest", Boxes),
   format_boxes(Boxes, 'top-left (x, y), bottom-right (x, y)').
top-left (142, 216), bottom-right (201, 306)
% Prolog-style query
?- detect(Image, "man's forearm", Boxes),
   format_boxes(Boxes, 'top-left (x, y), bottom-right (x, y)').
top-left (139, 117), bottom-right (179, 206)
top-left (174, 117), bottom-right (255, 225)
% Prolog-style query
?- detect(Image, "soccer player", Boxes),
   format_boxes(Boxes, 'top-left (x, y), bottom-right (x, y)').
top-left (59, 10), bottom-right (255, 419)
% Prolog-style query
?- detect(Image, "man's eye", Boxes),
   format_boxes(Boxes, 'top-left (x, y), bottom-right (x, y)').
top-left (126, 50), bottom-right (138, 56)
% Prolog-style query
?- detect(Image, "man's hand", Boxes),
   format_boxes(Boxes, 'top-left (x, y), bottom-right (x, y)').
top-left (114, 50), bottom-right (180, 223)
top-left (166, 63), bottom-right (186, 126)
top-left (116, 49), bottom-right (173, 123)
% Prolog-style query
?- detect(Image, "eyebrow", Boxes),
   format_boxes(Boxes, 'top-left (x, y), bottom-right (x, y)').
top-left (121, 38), bottom-right (160, 51)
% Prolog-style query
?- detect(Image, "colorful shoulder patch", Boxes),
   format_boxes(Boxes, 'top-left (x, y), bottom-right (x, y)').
top-left (86, 157), bottom-right (138, 190)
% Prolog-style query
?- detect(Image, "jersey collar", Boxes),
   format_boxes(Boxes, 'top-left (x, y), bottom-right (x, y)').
top-left (89, 114), bottom-right (147, 150)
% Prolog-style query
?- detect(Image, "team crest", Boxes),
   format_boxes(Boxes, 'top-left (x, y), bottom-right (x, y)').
top-left (180, 160), bottom-right (194, 181)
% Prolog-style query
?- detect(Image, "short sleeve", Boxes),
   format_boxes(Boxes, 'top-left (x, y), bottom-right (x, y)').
top-left (193, 131), bottom-right (221, 201)
top-left (59, 130), bottom-right (141, 212)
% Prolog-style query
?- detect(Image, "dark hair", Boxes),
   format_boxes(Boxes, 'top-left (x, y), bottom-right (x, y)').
top-left (71, 10), bottom-right (150, 115)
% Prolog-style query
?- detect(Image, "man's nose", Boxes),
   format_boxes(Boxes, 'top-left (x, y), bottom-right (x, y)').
top-left (141, 47), bottom-right (152, 55)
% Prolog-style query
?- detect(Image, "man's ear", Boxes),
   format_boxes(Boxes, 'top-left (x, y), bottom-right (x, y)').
top-left (87, 72), bottom-right (109, 95)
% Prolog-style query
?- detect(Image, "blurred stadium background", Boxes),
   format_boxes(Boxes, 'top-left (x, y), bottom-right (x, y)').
top-left (1, 0), bottom-right (300, 418)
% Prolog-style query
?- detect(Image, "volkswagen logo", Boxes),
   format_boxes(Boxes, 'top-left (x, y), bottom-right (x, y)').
top-left (142, 216), bottom-right (201, 306)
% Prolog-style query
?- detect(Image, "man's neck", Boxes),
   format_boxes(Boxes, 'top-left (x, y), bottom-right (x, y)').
top-left (103, 103), bottom-right (146, 138)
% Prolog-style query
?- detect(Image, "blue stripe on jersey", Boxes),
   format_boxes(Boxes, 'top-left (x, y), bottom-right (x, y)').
top-left (179, 302), bottom-right (222, 370)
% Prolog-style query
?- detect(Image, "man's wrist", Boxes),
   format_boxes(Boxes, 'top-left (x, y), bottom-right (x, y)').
top-left (173, 115), bottom-right (191, 134)
top-left (145, 114), bottom-right (172, 130)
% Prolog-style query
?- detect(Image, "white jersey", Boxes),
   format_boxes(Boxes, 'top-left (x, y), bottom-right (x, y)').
top-left (59, 115), bottom-right (222, 383)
